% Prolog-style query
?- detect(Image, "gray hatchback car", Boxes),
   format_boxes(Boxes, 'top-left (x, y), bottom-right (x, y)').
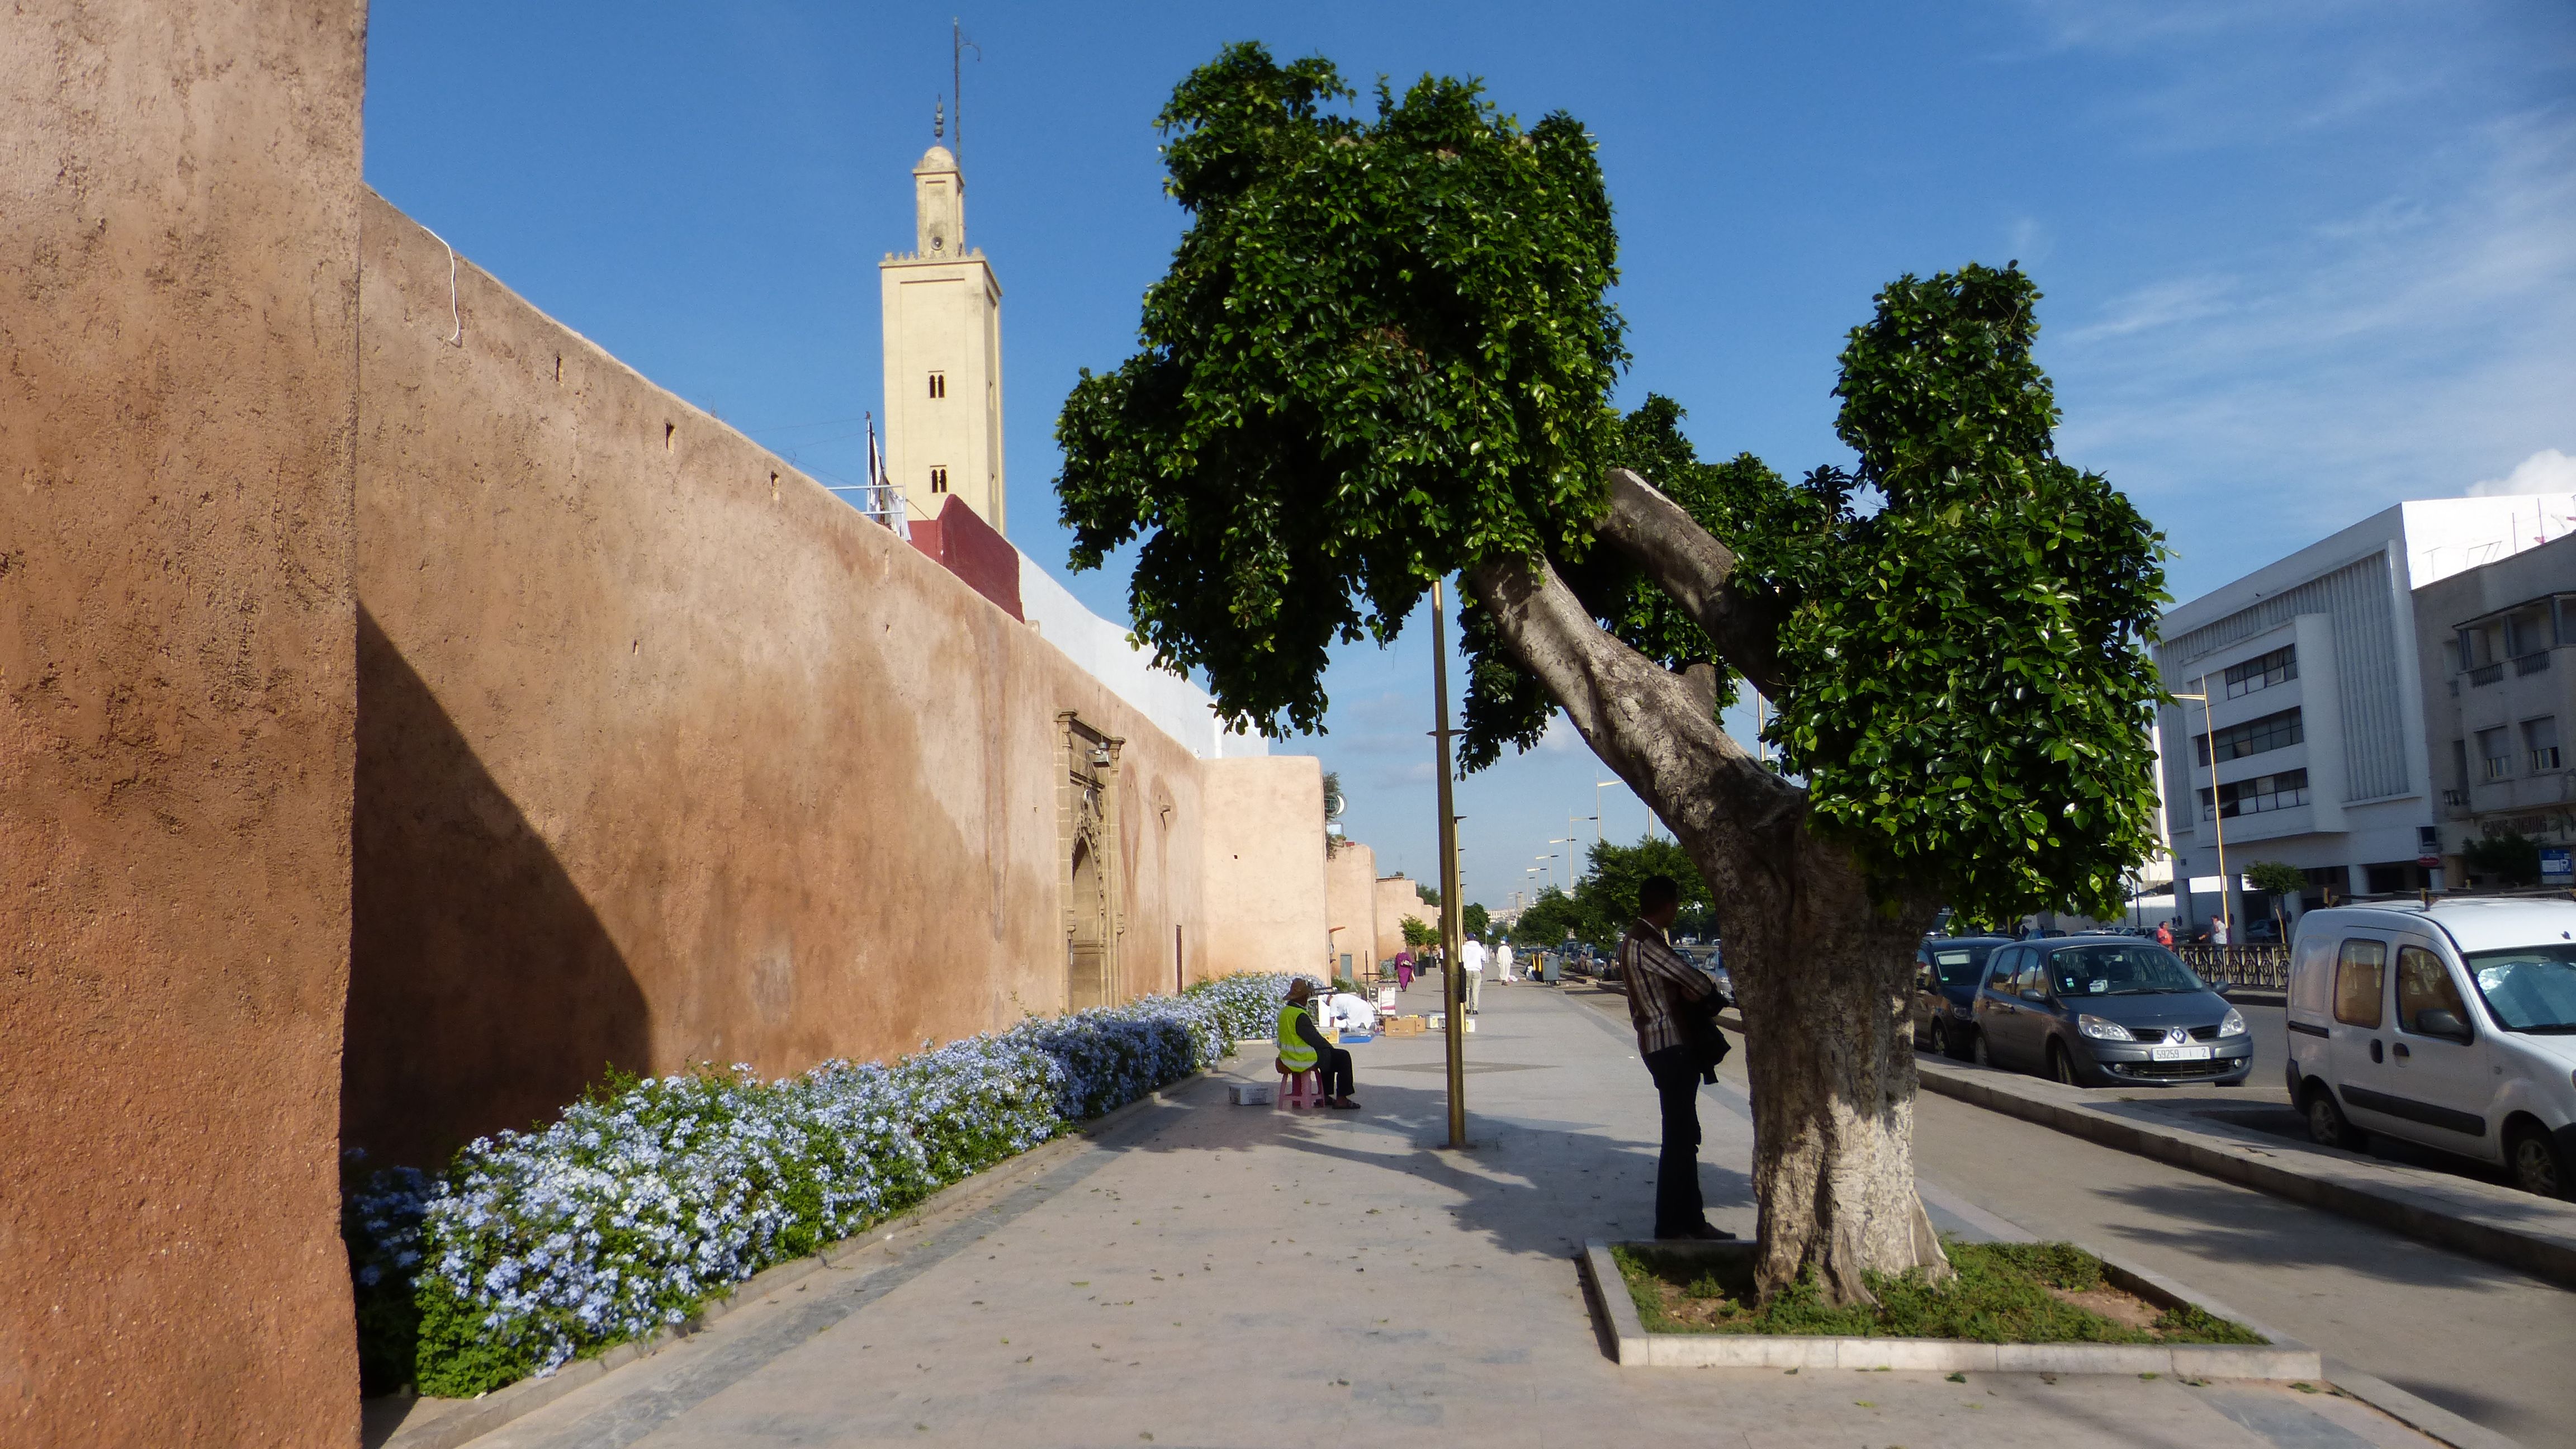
top-left (1970, 937), bottom-right (2252, 1087)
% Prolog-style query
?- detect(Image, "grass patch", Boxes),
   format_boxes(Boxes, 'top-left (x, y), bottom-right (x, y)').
top-left (1610, 1240), bottom-right (2265, 1346)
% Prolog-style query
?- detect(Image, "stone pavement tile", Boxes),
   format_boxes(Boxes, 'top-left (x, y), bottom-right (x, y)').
top-left (472, 981), bottom-right (2444, 1449)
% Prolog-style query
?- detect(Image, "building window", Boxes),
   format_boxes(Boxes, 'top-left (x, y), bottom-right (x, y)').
top-left (2198, 767), bottom-right (2309, 821)
top-left (2527, 717), bottom-right (2561, 773)
top-left (2478, 726), bottom-right (2512, 780)
top-left (2222, 645), bottom-right (2297, 700)
top-left (2194, 707), bottom-right (2303, 765)
top-left (930, 466), bottom-right (948, 494)
top-left (928, 371), bottom-right (946, 399)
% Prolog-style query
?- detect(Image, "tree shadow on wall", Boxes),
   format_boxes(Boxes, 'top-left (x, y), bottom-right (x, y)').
top-left (342, 604), bottom-right (648, 1171)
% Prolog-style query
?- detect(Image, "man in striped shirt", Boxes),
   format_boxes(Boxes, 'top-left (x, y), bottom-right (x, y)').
top-left (1618, 874), bottom-right (1734, 1241)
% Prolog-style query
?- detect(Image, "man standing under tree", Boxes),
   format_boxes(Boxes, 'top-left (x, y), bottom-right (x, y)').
top-left (1620, 875), bottom-right (1734, 1242)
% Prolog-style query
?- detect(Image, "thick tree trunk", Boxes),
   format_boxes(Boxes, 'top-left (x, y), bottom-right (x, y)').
top-left (1720, 830), bottom-right (1947, 1302)
top-left (1466, 539), bottom-right (1952, 1305)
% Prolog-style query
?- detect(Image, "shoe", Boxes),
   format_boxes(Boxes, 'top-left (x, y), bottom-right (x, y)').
top-left (1654, 1223), bottom-right (1736, 1242)
top-left (1327, 1097), bottom-right (1362, 1110)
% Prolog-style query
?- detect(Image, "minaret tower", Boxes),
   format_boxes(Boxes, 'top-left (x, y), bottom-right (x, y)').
top-left (879, 120), bottom-right (1006, 534)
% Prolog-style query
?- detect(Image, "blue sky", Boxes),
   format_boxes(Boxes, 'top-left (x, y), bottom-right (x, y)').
top-left (364, 1), bottom-right (2575, 913)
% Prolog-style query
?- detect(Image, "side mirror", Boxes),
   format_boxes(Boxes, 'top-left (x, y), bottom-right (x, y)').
top-left (2414, 1008), bottom-right (2473, 1043)
top-left (2213, 981), bottom-right (2234, 998)
top-left (2020, 989), bottom-right (2049, 1005)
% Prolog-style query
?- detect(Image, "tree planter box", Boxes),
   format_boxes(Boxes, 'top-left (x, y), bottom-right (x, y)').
top-left (1578, 1240), bottom-right (2319, 1378)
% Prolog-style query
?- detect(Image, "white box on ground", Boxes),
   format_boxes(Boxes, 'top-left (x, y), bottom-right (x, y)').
top-left (1228, 1082), bottom-right (1275, 1105)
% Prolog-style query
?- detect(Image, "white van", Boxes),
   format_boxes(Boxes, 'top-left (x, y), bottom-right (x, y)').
top-left (2285, 898), bottom-right (2576, 1199)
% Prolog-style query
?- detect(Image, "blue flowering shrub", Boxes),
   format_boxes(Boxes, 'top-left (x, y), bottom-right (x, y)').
top-left (344, 975), bottom-right (1299, 1398)
top-left (1183, 969), bottom-right (1308, 1042)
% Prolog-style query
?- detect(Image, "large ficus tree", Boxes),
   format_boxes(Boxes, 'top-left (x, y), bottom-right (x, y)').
top-left (1058, 43), bottom-right (2166, 1300)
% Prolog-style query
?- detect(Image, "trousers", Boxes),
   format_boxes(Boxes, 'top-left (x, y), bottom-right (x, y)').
top-left (1314, 1045), bottom-right (1353, 1098)
top-left (1644, 1045), bottom-right (1707, 1238)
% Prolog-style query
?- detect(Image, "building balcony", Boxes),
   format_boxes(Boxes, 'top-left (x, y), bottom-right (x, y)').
top-left (2517, 651), bottom-right (2553, 678)
top-left (2469, 662), bottom-right (2503, 686)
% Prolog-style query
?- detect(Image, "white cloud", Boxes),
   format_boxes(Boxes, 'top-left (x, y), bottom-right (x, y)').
top-left (2466, 448), bottom-right (2576, 498)
top-left (2047, 106), bottom-right (2576, 595)
top-left (1534, 712), bottom-right (1581, 754)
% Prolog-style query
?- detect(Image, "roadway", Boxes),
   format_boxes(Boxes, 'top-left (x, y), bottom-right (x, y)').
top-left (1556, 979), bottom-right (2574, 1446)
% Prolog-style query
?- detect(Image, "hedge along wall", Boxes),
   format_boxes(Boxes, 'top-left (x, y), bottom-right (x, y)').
top-left (347, 192), bottom-right (1317, 1169)
top-left (346, 974), bottom-right (1301, 1396)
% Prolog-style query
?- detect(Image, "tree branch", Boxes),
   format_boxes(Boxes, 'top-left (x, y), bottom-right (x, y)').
top-left (1595, 467), bottom-right (1784, 696)
top-left (1465, 552), bottom-right (1802, 881)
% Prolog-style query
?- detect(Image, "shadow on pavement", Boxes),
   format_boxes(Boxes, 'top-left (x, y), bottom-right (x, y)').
top-left (2081, 1176), bottom-right (2554, 1293)
top-left (1119, 1075), bottom-right (1753, 1260)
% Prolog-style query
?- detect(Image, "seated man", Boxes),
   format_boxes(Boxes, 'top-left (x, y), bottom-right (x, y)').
top-left (1276, 978), bottom-right (1361, 1110)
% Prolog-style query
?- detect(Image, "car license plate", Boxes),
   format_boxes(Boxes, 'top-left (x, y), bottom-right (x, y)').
top-left (2150, 1045), bottom-right (2212, 1062)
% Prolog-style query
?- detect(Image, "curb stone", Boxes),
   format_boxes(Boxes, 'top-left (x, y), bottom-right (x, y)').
top-left (1912, 1055), bottom-right (2576, 1291)
top-left (373, 1073), bottom-right (1209, 1449)
top-left (2318, 1357), bottom-right (2527, 1449)
top-left (1577, 1238), bottom-right (2321, 1377)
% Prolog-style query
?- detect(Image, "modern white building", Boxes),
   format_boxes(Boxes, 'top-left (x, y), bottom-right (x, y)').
top-left (2416, 529), bottom-right (2576, 881)
top-left (2155, 496), bottom-right (2576, 932)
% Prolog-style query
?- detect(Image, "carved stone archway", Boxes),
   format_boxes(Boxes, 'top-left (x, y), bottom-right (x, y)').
top-left (1058, 713), bottom-right (1124, 1010)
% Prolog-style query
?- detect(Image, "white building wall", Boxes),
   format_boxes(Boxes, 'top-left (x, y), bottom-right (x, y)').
top-left (1017, 555), bottom-right (1267, 761)
top-left (2154, 495), bottom-right (2576, 922)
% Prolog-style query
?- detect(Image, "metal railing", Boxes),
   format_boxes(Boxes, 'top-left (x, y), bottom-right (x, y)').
top-left (2518, 652), bottom-right (2553, 677)
top-left (824, 479), bottom-right (911, 535)
top-left (2172, 943), bottom-right (2291, 991)
top-left (2469, 662), bottom-right (2503, 686)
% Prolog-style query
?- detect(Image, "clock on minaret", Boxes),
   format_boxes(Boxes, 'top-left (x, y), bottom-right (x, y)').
top-left (880, 140), bottom-right (1005, 534)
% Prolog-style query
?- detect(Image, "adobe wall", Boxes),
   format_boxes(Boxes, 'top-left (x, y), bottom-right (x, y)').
top-left (1375, 875), bottom-right (1426, 960)
top-left (0, 3), bottom-right (366, 1444)
top-left (1200, 757), bottom-right (1327, 981)
top-left (1324, 843), bottom-right (1381, 979)
top-left (346, 193), bottom-right (1218, 1164)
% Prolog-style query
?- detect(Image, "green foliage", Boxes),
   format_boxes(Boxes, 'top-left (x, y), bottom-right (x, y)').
top-left (2246, 861), bottom-right (2308, 901)
top-left (1568, 835), bottom-right (1715, 945)
top-left (1509, 887), bottom-right (1583, 946)
top-left (1057, 41), bottom-right (1626, 736)
top-left (1765, 266), bottom-right (2168, 924)
top-left (1414, 881), bottom-right (1441, 907)
top-left (1320, 770), bottom-right (1346, 823)
top-left (1461, 902), bottom-right (1491, 937)
top-left (1063, 44), bottom-right (2166, 932)
top-left (2464, 830), bottom-right (2542, 886)
top-left (1459, 399), bottom-right (1794, 769)
top-left (1400, 914), bottom-right (1437, 948)
top-left (1612, 1240), bottom-right (2262, 1345)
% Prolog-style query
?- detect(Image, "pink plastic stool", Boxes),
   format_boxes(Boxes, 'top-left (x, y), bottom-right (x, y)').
top-left (1275, 1064), bottom-right (1324, 1109)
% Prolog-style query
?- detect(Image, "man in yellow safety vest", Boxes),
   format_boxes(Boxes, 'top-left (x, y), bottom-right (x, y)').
top-left (1276, 978), bottom-right (1360, 1109)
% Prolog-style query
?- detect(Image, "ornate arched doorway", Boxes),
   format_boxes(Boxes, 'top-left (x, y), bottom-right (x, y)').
top-left (1058, 713), bottom-right (1123, 1010)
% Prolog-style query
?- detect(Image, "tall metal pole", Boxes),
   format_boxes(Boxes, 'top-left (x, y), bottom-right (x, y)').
top-left (1432, 581), bottom-right (1466, 1150)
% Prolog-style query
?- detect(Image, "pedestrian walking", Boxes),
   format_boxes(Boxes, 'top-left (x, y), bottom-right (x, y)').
top-left (2209, 914), bottom-right (2231, 948)
top-left (1394, 949), bottom-right (1414, 991)
top-left (2154, 920), bottom-right (2174, 948)
top-left (1494, 940), bottom-right (1515, 984)
top-left (1618, 875), bottom-right (1734, 1242)
top-left (1460, 936), bottom-right (1486, 1014)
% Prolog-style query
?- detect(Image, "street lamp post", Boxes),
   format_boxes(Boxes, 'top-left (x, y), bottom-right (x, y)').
top-left (1429, 580), bottom-right (1467, 1150)
top-left (1594, 780), bottom-right (1619, 842)
top-left (2171, 686), bottom-right (2231, 940)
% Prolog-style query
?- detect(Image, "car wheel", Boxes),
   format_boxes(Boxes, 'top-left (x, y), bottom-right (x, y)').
top-left (2507, 1121), bottom-right (2569, 1200)
top-left (2047, 1041), bottom-right (2083, 1087)
top-left (2305, 1085), bottom-right (2367, 1152)
top-left (1928, 1020), bottom-right (1951, 1058)
top-left (1971, 1029), bottom-right (1995, 1069)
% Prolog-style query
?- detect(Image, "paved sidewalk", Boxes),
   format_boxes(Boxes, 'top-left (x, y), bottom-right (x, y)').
top-left (466, 980), bottom-right (2451, 1448)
